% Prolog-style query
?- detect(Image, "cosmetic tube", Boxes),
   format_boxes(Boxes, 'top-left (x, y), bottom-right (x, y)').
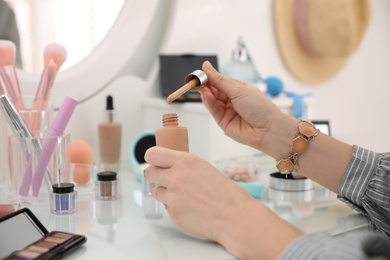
top-left (142, 172), bottom-right (162, 219)
top-left (50, 183), bottom-right (77, 214)
top-left (95, 171), bottom-right (118, 200)
top-left (98, 95), bottom-right (122, 168)
top-left (32, 96), bottom-right (77, 197)
top-left (0, 94), bottom-right (52, 194)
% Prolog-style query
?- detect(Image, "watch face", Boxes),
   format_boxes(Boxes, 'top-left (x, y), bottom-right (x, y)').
top-left (312, 121), bottom-right (331, 136)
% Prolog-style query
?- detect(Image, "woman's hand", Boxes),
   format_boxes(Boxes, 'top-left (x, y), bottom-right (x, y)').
top-left (144, 146), bottom-right (303, 259)
top-left (199, 61), bottom-right (299, 159)
top-left (144, 146), bottom-right (255, 242)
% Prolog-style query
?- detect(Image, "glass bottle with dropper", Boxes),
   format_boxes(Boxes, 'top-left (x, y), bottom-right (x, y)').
top-left (98, 95), bottom-right (122, 169)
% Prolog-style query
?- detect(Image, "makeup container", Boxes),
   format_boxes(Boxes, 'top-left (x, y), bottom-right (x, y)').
top-left (269, 172), bottom-right (314, 192)
top-left (98, 95), bottom-right (122, 169)
top-left (7, 133), bottom-right (70, 205)
top-left (142, 114), bottom-right (189, 219)
top-left (95, 171), bottom-right (118, 200)
top-left (219, 155), bottom-right (259, 183)
top-left (50, 183), bottom-right (77, 215)
top-left (0, 208), bottom-right (86, 259)
top-left (129, 129), bottom-right (156, 181)
top-left (142, 171), bottom-right (163, 219)
top-left (0, 94), bottom-right (55, 199)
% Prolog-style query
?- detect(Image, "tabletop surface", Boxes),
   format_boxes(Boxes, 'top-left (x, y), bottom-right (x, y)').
top-left (0, 161), bottom-right (368, 260)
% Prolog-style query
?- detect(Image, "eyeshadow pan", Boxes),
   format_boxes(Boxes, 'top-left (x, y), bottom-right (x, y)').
top-left (51, 232), bottom-right (72, 239)
top-left (16, 250), bottom-right (40, 258)
top-left (35, 241), bottom-right (57, 249)
top-left (43, 236), bottom-right (64, 244)
top-left (26, 245), bottom-right (49, 253)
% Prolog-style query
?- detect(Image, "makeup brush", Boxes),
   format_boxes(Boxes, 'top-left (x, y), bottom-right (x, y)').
top-left (0, 40), bottom-right (25, 111)
top-left (32, 43), bottom-right (67, 109)
top-left (166, 70), bottom-right (208, 104)
top-left (30, 43), bottom-right (67, 131)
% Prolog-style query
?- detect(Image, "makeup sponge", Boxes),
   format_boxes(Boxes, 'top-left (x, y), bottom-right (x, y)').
top-left (70, 140), bottom-right (93, 185)
top-left (71, 139), bottom-right (93, 164)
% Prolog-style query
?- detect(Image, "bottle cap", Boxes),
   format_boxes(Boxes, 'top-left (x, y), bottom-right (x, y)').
top-left (97, 171), bottom-right (117, 181)
top-left (52, 183), bottom-right (74, 194)
top-left (184, 70), bottom-right (208, 91)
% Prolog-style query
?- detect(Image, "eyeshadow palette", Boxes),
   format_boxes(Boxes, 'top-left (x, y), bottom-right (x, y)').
top-left (0, 208), bottom-right (86, 259)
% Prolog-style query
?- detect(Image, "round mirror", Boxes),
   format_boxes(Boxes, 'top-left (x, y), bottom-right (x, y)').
top-left (12, 0), bottom-right (171, 108)
top-left (3, 0), bottom-right (125, 73)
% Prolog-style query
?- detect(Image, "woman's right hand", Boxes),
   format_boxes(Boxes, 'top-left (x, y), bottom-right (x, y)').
top-left (199, 61), bottom-right (299, 159)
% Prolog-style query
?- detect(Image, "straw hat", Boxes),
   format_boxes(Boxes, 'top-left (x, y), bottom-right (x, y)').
top-left (274, 0), bottom-right (371, 84)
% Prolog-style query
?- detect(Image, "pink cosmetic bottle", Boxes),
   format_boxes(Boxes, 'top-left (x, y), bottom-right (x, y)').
top-left (98, 96), bottom-right (122, 169)
top-left (155, 113), bottom-right (189, 152)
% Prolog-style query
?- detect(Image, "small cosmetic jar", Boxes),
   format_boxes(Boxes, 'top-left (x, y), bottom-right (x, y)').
top-left (219, 155), bottom-right (259, 183)
top-left (50, 183), bottom-right (77, 215)
top-left (269, 172), bottom-right (314, 191)
top-left (95, 171), bottom-right (118, 200)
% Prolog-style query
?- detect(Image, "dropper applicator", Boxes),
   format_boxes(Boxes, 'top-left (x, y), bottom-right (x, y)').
top-left (166, 70), bottom-right (208, 104)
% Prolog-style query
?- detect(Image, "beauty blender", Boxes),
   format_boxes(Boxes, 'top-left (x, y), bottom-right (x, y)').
top-left (70, 139), bottom-right (93, 164)
top-left (70, 140), bottom-right (93, 185)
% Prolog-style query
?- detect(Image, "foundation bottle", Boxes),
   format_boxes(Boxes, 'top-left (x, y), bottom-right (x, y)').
top-left (98, 95), bottom-right (122, 168)
top-left (155, 113), bottom-right (189, 152)
top-left (143, 113), bottom-right (188, 219)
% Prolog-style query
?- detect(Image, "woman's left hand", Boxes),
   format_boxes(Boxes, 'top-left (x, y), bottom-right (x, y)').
top-left (144, 146), bottom-right (254, 242)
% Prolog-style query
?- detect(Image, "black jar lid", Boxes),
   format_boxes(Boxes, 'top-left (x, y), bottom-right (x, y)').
top-left (97, 171), bottom-right (117, 181)
top-left (52, 183), bottom-right (74, 194)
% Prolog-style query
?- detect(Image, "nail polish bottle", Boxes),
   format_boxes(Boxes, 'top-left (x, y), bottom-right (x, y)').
top-left (154, 113), bottom-right (189, 152)
top-left (98, 95), bottom-right (122, 169)
top-left (95, 171), bottom-right (118, 200)
top-left (50, 183), bottom-right (77, 215)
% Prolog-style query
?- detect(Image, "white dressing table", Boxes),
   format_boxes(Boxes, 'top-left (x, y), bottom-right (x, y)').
top-left (0, 160), bottom-right (368, 260)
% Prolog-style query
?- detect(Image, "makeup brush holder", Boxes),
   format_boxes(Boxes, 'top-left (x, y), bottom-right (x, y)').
top-left (18, 95), bottom-right (54, 135)
top-left (8, 133), bottom-right (70, 205)
top-left (0, 96), bottom-right (54, 192)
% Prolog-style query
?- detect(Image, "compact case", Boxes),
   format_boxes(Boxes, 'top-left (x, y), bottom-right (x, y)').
top-left (129, 130), bottom-right (156, 181)
top-left (0, 208), bottom-right (86, 259)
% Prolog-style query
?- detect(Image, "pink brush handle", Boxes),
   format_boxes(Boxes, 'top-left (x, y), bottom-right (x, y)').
top-left (30, 69), bottom-right (56, 132)
top-left (32, 96), bottom-right (77, 197)
top-left (19, 153), bottom-right (33, 196)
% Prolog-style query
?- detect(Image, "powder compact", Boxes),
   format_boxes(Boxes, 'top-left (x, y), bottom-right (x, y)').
top-left (0, 208), bottom-right (86, 259)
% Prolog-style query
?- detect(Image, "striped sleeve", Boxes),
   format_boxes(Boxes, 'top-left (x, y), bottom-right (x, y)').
top-left (279, 146), bottom-right (390, 259)
top-left (279, 231), bottom-right (390, 259)
top-left (337, 146), bottom-right (390, 237)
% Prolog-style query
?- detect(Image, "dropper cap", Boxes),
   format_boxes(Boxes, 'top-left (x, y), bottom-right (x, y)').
top-left (103, 95), bottom-right (117, 123)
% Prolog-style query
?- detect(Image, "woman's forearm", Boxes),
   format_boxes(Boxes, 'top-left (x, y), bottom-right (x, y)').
top-left (261, 112), bottom-right (353, 193)
top-left (219, 199), bottom-right (303, 260)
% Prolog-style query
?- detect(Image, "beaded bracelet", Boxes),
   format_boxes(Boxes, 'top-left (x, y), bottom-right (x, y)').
top-left (276, 120), bottom-right (319, 177)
